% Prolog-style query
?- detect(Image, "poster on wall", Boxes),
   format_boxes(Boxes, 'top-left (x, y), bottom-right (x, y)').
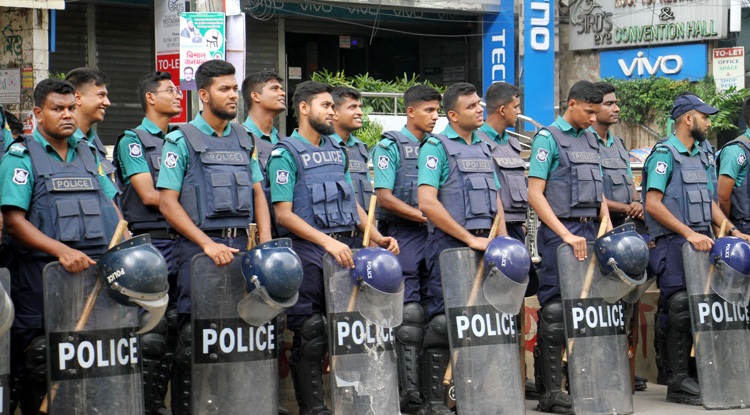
top-left (713, 47), bottom-right (745, 92)
top-left (180, 12), bottom-right (226, 91)
top-left (0, 69), bottom-right (21, 105)
top-left (155, 0), bottom-right (188, 123)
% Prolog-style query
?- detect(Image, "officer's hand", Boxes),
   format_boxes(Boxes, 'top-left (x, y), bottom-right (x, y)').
top-left (687, 232), bottom-right (713, 252)
top-left (59, 249), bottom-right (96, 274)
top-left (563, 234), bottom-right (587, 261)
top-left (323, 238), bottom-right (354, 268)
top-left (467, 236), bottom-right (490, 251)
top-left (203, 242), bottom-right (240, 266)
top-left (374, 236), bottom-right (400, 255)
top-left (626, 202), bottom-right (644, 219)
top-left (734, 232), bottom-right (750, 244)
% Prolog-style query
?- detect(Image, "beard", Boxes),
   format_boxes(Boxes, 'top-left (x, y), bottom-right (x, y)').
top-left (207, 97), bottom-right (236, 121)
top-left (310, 115), bottom-right (334, 135)
top-left (690, 124), bottom-right (707, 142)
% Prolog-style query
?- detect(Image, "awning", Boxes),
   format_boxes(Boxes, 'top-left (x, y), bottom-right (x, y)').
top-left (0, 0), bottom-right (65, 10)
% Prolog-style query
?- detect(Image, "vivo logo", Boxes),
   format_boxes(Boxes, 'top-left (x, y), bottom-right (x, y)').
top-left (618, 51), bottom-right (683, 77)
top-left (530, 0), bottom-right (551, 51)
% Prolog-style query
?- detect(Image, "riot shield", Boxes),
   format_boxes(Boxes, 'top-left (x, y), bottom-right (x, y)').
top-left (683, 243), bottom-right (750, 409)
top-left (558, 243), bottom-right (632, 415)
top-left (0, 269), bottom-right (11, 415)
top-left (440, 247), bottom-right (525, 415)
top-left (323, 252), bottom-right (400, 415)
top-left (191, 253), bottom-right (279, 414)
top-left (43, 262), bottom-right (143, 414)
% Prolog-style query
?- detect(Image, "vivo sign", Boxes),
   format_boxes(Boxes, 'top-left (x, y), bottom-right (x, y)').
top-left (600, 44), bottom-right (707, 81)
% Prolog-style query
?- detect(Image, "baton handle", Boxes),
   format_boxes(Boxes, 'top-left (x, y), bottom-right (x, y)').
top-left (692, 220), bottom-right (728, 357)
top-left (444, 212), bottom-right (503, 386)
top-left (247, 223), bottom-right (258, 251)
top-left (40, 220), bottom-right (128, 414)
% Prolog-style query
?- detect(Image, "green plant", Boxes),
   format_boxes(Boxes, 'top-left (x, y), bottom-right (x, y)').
top-left (605, 76), bottom-right (750, 136)
top-left (354, 106), bottom-right (384, 148)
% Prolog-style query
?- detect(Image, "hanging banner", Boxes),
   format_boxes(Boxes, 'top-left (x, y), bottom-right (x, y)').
top-left (180, 12), bottom-right (226, 91)
top-left (155, 0), bottom-right (188, 123)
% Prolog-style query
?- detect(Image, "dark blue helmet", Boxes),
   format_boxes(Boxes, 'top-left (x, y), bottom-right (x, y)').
top-left (98, 235), bottom-right (169, 334)
top-left (711, 237), bottom-right (750, 275)
top-left (352, 247), bottom-right (403, 294)
top-left (710, 237), bottom-right (750, 307)
top-left (484, 236), bottom-right (531, 283)
top-left (238, 238), bottom-right (303, 326)
top-left (594, 223), bottom-right (648, 280)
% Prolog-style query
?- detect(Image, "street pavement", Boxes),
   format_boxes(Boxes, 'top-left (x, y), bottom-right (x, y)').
top-left (524, 383), bottom-right (750, 414)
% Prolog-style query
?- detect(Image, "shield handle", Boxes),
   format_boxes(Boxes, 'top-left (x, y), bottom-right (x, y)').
top-left (40, 220), bottom-right (129, 414)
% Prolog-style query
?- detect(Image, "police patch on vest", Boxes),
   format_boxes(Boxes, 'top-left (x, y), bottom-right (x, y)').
top-left (569, 152), bottom-right (598, 163)
top-left (348, 159), bottom-right (367, 172)
top-left (493, 157), bottom-right (525, 169)
top-left (164, 152), bottom-right (179, 169)
top-left (276, 169), bottom-right (289, 185)
top-left (128, 143), bottom-right (142, 158)
top-left (425, 155), bottom-right (439, 170)
top-left (330, 311), bottom-right (395, 356)
top-left (52, 178), bottom-right (95, 192)
top-left (193, 318), bottom-right (278, 364)
top-left (536, 148), bottom-right (549, 162)
top-left (200, 151), bottom-right (248, 165)
top-left (600, 158), bottom-right (628, 169)
top-left (300, 150), bottom-right (343, 168)
top-left (446, 304), bottom-right (519, 348)
top-left (690, 293), bottom-right (750, 332)
top-left (562, 298), bottom-right (627, 339)
top-left (12, 168), bottom-right (28, 185)
top-left (457, 159), bottom-right (492, 172)
top-left (377, 155), bottom-right (390, 170)
top-left (48, 327), bottom-right (141, 381)
top-left (739, 153), bottom-right (747, 166)
top-left (655, 161), bottom-right (668, 175)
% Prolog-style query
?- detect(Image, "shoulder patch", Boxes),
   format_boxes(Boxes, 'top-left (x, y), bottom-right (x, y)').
top-left (275, 169), bottom-right (290, 185)
top-left (377, 155), bottom-right (390, 170)
top-left (128, 143), bottom-right (143, 158)
top-left (8, 143), bottom-right (27, 157)
top-left (536, 147), bottom-right (549, 162)
top-left (738, 152), bottom-right (747, 166)
top-left (425, 155), bottom-right (439, 170)
top-left (164, 151), bottom-right (179, 169)
top-left (12, 168), bottom-right (29, 185)
top-left (655, 161), bottom-right (668, 175)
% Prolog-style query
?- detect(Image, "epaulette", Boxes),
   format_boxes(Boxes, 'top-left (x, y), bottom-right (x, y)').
top-left (536, 129), bottom-right (551, 138)
top-left (8, 143), bottom-right (26, 157)
top-left (424, 137), bottom-right (440, 146)
top-left (653, 146), bottom-right (670, 154)
top-left (378, 138), bottom-right (395, 149)
top-left (270, 148), bottom-right (284, 157)
top-left (165, 132), bottom-right (182, 144)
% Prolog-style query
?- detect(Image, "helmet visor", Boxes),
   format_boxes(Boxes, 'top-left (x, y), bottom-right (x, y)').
top-left (357, 281), bottom-right (404, 328)
top-left (711, 260), bottom-right (750, 307)
top-left (483, 267), bottom-right (529, 315)
top-left (237, 286), bottom-right (298, 327)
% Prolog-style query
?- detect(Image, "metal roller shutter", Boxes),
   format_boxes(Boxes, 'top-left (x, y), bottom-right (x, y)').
top-left (48, 2), bottom-right (88, 77)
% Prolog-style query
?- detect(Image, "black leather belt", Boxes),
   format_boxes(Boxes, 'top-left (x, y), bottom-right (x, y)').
top-left (468, 229), bottom-right (490, 236)
top-left (204, 228), bottom-right (245, 238)
top-left (561, 217), bottom-right (596, 223)
top-left (328, 230), bottom-right (359, 241)
top-left (138, 229), bottom-right (179, 240)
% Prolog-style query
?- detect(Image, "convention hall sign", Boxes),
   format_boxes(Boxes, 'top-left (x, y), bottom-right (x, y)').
top-left (568, 0), bottom-right (728, 50)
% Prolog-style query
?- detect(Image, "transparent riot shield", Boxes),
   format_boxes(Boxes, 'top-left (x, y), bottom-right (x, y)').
top-left (440, 247), bottom-right (525, 415)
top-left (191, 253), bottom-right (278, 414)
top-left (683, 243), bottom-right (750, 409)
top-left (0, 269), bottom-right (11, 415)
top-left (323, 252), bottom-right (399, 415)
top-left (558, 243), bottom-right (632, 415)
top-left (43, 262), bottom-right (143, 414)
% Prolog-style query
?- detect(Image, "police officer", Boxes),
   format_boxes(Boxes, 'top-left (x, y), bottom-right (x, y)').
top-left (241, 71), bottom-right (286, 170)
top-left (417, 82), bottom-right (505, 415)
top-left (4, 110), bottom-right (23, 141)
top-left (331, 86), bottom-right (374, 246)
top-left (0, 79), bottom-right (121, 413)
top-left (643, 92), bottom-right (750, 405)
top-left (266, 80), bottom-right (398, 415)
top-left (717, 97), bottom-right (750, 234)
top-left (114, 71), bottom-right (182, 415)
top-left (371, 84), bottom-right (441, 413)
top-left (65, 68), bottom-right (119, 187)
top-left (156, 60), bottom-right (272, 415)
top-left (590, 82), bottom-right (642, 228)
top-left (528, 80), bottom-right (610, 414)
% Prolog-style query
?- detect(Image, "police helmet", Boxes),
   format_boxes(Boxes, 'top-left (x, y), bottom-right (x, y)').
top-left (482, 236), bottom-right (530, 314)
top-left (594, 223), bottom-right (648, 302)
top-left (238, 238), bottom-right (303, 326)
top-left (710, 237), bottom-right (750, 306)
top-left (98, 235), bottom-right (169, 334)
top-left (0, 274), bottom-right (13, 337)
top-left (351, 248), bottom-right (404, 328)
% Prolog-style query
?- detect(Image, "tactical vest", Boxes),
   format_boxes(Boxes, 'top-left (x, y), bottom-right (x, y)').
top-left (179, 123), bottom-right (255, 230)
top-left (720, 136), bottom-right (750, 221)
top-left (644, 143), bottom-right (712, 238)
top-left (543, 126), bottom-right (603, 218)
top-left (88, 131), bottom-right (119, 188)
top-left (477, 130), bottom-right (528, 222)
top-left (10, 136), bottom-right (119, 260)
top-left (427, 134), bottom-right (497, 232)
top-left (274, 136), bottom-right (358, 236)
top-left (599, 136), bottom-right (634, 204)
top-left (375, 130), bottom-right (421, 223)
top-left (702, 140), bottom-right (719, 202)
top-left (346, 139), bottom-right (374, 211)
top-left (254, 134), bottom-right (274, 172)
top-left (113, 129), bottom-right (170, 231)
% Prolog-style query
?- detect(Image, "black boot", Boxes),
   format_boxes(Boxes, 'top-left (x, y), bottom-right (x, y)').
top-left (665, 291), bottom-right (701, 406)
top-left (654, 307), bottom-right (669, 385)
top-left (535, 302), bottom-right (572, 414)
top-left (290, 314), bottom-right (330, 415)
top-left (397, 342), bottom-right (424, 413)
top-left (170, 322), bottom-right (193, 415)
top-left (415, 348), bottom-right (453, 415)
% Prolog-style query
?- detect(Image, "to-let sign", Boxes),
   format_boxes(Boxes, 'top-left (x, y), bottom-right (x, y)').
top-left (713, 46), bottom-right (745, 92)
